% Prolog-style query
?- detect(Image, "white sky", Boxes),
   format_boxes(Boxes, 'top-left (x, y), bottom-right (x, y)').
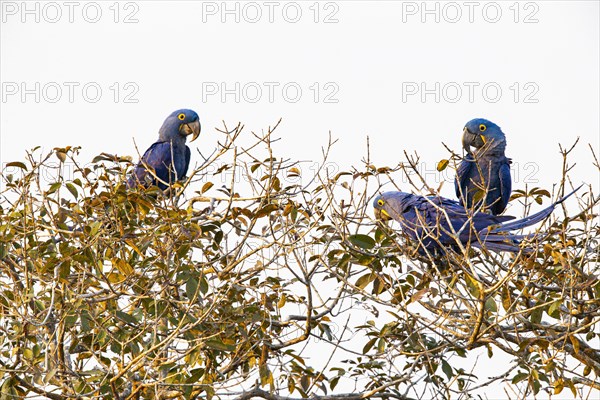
top-left (1, 1), bottom-right (598, 196)
top-left (1, 1), bottom-right (599, 398)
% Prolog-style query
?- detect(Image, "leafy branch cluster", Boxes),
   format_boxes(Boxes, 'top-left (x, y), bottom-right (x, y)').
top-left (0, 123), bottom-right (598, 399)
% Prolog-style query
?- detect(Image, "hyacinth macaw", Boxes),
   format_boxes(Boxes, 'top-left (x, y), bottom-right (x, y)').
top-left (127, 109), bottom-right (201, 190)
top-left (455, 118), bottom-right (511, 215)
top-left (373, 186), bottom-right (581, 253)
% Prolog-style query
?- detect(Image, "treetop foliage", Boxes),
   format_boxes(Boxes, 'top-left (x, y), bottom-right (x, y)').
top-left (1, 122), bottom-right (599, 399)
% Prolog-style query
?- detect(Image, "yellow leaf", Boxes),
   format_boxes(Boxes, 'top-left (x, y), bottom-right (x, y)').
top-left (106, 272), bottom-right (126, 283)
top-left (465, 274), bottom-right (481, 297)
top-left (410, 288), bottom-right (428, 304)
top-left (201, 182), bottom-right (214, 193)
top-left (277, 294), bottom-right (287, 309)
top-left (569, 335), bottom-right (580, 354)
top-left (56, 151), bottom-right (67, 163)
top-left (125, 240), bottom-right (144, 258)
top-left (256, 204), bottom-right (279, 218)
top-left (554, 378), bottom-right (564, 394)
top-left (501, 285), bottom-right (512, 311)
top-left (288, 167), bottom-right (301, 177)
top-left (282, 203), bottom-right (294, 216)
top-left (111, 258), bottom-right (133, 275)
top-left (437, 159), bottom-right (449, 171)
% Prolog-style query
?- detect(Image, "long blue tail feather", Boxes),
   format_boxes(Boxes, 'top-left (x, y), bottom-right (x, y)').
top-left (488, 185), bottom-right (583, 234)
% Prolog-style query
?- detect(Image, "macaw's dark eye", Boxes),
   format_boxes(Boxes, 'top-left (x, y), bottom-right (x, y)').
top-left (479, 124), bottom-right (487, 132)
top-left (178, 113), bottom-right (186, 120)
top-left (377, 199), bottom-right (384, 206)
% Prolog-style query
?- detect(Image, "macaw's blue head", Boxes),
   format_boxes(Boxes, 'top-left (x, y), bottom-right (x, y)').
top-left (462, 118), bottom-right (505, 153)
top-left (373, 191), bottom-right (411, 222)
top-left (158, 109), bottom-right (201, 143)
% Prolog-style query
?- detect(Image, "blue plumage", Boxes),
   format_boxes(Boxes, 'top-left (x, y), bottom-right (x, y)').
top-left (128, 109), bottom-right (201, 190)
top-left (373, 186), bottom-right (581, 254)
top-left (455, 118), bottom-right (511, 215)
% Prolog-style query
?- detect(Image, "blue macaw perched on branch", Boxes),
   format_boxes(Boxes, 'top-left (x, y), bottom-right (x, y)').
top-left (127, 109), bottom-right (201, 190)
top-left (455, 118), bottom-right (511, 215)
top-left (373, 186), bottom-right (581, 254)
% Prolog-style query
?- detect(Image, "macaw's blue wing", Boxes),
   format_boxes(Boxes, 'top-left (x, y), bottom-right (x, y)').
top-left (373, 185), bottom-right (583, 254)
top-left (455, 119), bottom-right (512, 215)
top-left (182, 146), bottom-right (191, 179)
top-left (128, 141), bottom-right (175, 190)
top-left (455, 154), bottom-right (474, 202)
top-left (127, 108), bottom-right (199, 191)
top-left (389, 195), bottom-right (514, 251)
top-left (424, 197), bottom-right (514, 245)
top-left (455, 154), bottom-right (511, 215)
top-left (494, 162), bottom-right (512, 215)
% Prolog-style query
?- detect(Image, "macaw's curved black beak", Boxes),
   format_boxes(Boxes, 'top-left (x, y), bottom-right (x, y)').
top-left (181, 119), bottom-right (201, 142)
top-left (462, 127), bottom-right (485, 153)
top-left (374, 208), bottom-right (392, 222)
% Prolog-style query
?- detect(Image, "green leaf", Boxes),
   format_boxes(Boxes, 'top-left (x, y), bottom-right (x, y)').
top-left (116, 310), bottom-right (138, 325)
top-left (356, 273), bottom-right (375, 290)
top-left (187, 368), bottom-right (205, 384)
top-left (374, 227), bottom-right (386, 243)
top-left (92, 154), bottom-right (110, 163)
top-left (512, 372), bottom-right (528, 384)
top-left (472, 189), bottom-right (485, 204)
top-left (531, 377), bottom-right (541, 394)
top-left (484, 297), bottom-right (497, 312)
top-left (199, 276), bottom-right (209, 294)
top-left (348, 234), bottom-right (375, 250)
top-left (89, 221), bottom-right (102, 237)
top-left (330, 376), bottom-right (340, 390)
top-left (300, 374), bottom-right (310, 391)
top-left (547, 299), bottom-right (562, 319)
top-left (530, 307), bottom-right (543, 324)
top-left (362, 337), bottom-right (377, 354)
top-left (66, 182), bottom-right (78, 199)
top-left (46, 182), bottom-right (61, 195)
top-left (441, 359), bottom-right (453, 380)
top-left (22, 348), bottom-right (33, 360)
top-left (377, 337), bottom-right (385, 353)
top-left (186, 278), bottom-right (199, 299)
top-left (277, 294), bottom-right (286, 309)
top-left (206, 338), bottom-right (235, 352)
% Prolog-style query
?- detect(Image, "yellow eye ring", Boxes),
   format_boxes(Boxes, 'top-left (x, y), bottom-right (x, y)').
top-left (479, 124), bottom-right (487, 132)
top-left (178, 113), bottom-right (186, 120)
top-left (377, 199), bottom-right (384, 206)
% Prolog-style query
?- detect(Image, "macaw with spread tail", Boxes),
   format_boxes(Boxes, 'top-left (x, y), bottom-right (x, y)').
top-left (373, 186), bottom-right (581, 253)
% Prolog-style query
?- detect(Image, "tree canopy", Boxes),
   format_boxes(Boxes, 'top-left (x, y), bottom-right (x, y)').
top-left (1, 122), bottom-right (598, 399)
